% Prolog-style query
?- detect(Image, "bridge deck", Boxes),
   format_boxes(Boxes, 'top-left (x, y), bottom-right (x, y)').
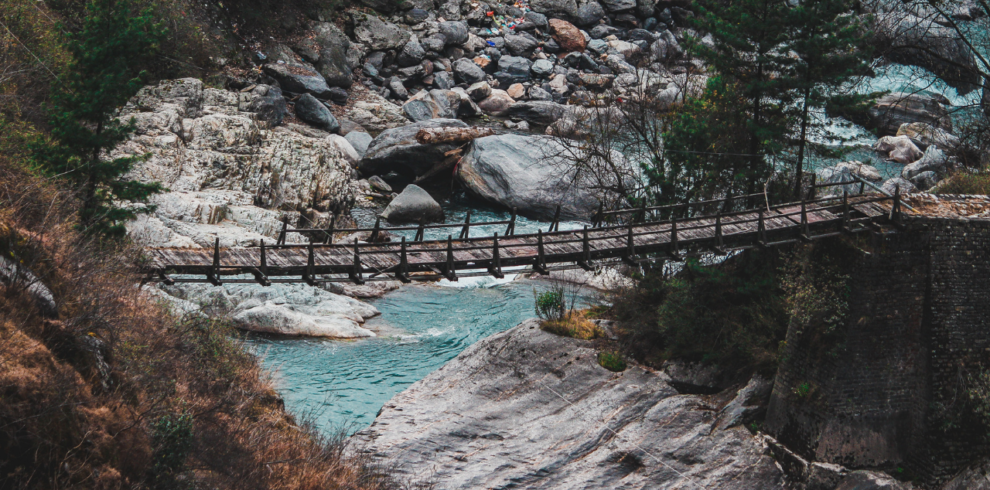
top-left (144, 194), bottom-right (902, 285)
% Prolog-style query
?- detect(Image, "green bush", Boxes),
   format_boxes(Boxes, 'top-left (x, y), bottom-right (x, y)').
top-left (534, 287), bottom-right (565, 322)
top-left (150, 411), bottom-right (193, 488)
top-left (598, 351), bottom-right (627, 372)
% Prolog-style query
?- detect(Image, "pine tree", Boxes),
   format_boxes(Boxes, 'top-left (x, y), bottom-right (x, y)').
top-left (783, 1), bottom-right (874, 199)
top-left (32, 0), bottom-right (166, 237)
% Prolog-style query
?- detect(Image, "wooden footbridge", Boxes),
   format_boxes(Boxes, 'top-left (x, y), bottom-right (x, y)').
top-left (142, 189), bottom-right (907, 286)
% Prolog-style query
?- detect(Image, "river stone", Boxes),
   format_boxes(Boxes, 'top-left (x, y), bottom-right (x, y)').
top-left (350, 320), bottom-right (787, 488)
top-left (504, 32), bottom-right (540, 57)
top-left (238, 84), bottom-right (287, 127)
top-left (313, 23), bottom-right (353, 88)
top-left (294, 93), bottom-right (340, 133)
top-left (402, 91), bottom-right (443, 122)
top-left (353, 14), bottom-right (410, 51)
top-left (873, 10), bottom-right (980, 94)
top-left (456, 134), bottom-right (601, 220)
top-left (529, 0), bottom-right (580, 19)
top-left (549, 19), bottom-right (587, 53)
top-left (453, 58), bottom-right (486, 84)
top-left (466, 81), bottom-right (492, 102)
top-left (819, 162), bottom-right (882, 196)
top-left (439, 21), bottom-right (469, 46)
top-left (868, 92), bottom-right (952, 136)
top-left (496, 101), bottom-right (568, 125)
top-left (516, 11), bottom-right (549, 30)
top-left (602, 0), bottom-right (636, 12)
top-left (477, 89), bottom-right (516, 113)
top-left (381, 184), bottom-right (444, 223)
top-left (345, 131), bottom-right (373, 159)
top-left (573, 1), bottom-right (606, 26)
top-left (881, 177), bottom-right (917, 195)
top-left (359, 118), bottom-right (470, 179)
top-left (874, 135), bottom-right (923, 164)
top-left (345, 92), bottom-right (411, 132)
top-left (496, 56), bottom-right (532, 85)
top-left (896, 122), bottom-right (960, 151)
top-left (433, 71), bottom-right (454, 90)
top-left (902, 145), bottom-right (950, 180)
top-left (397, 40), bottom-right (426, 67)
top-left (159, 281), bottom-right (379, 338)
top-left (262, 62), bottom-right (333, 98)
top-left (531, 59), bottom-right (555, 78)
top-left (910, 170), bottom-right (938, 191)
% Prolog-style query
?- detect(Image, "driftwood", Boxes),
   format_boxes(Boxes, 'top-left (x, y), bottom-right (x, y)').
top-left (413, 148), bottom-right (463, 184)
top-left (415, 126), bottom-right (495, 145)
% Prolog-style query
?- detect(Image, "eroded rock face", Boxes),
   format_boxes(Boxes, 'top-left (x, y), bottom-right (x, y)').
top-left (117, 78), bottom-right (354, 248)
top-left (456, 134), bottom-right (604, 220)
top-left (359, 118), bottom-right (469, 179)
top-left (154, 281), bottom-right (379, 338)
top-left (350, 320), bottom-right (787, 489)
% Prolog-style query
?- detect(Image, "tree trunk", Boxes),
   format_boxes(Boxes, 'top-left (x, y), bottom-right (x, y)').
top-left (794, 86), bottom-right (812, 200)
top-left (415, 127), bottom-right (495, 145)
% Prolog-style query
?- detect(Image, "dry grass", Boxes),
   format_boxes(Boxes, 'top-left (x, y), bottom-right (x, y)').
top-left (932, 170), bottom-right (990, 196)
top-left (540, 309), bottom-right (605, 340)
top-left (0, 142), bottom-right (396, 489)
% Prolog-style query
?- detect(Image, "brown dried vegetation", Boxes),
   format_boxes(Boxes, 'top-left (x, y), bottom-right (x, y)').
top-left (0, 127), bottom-right (394, 490)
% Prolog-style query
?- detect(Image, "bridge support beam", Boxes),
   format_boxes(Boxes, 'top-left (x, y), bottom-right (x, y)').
top-left (349, 239), bottom-right (364, 285)
top-left (488, 233), bottom-right (503, 278)
top-left (534, 229), bottom-right (549, 275)
top-left (578, 226), bottom-right (592, 271)
top-left (443, 235), bottom-right (458, 281)
top-left (396, 237), bottom-right (411, 283)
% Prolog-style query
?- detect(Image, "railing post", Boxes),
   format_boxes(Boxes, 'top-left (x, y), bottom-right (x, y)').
top-left (579, 225), bottom-right (591, 271)
top-left (324, 215), bottom-right (336, 244)
top-left (549, 205), bottom-right (561, 233)
top-left (505, 208), bottom-right (517, 236)
top-left (488, 232), bottom-right (503, 278)
top-left (209, 237), bottom-right (222, 286)
top-left (669, 216), bottom-right (679, 258)
top-left (758, 209), bottom-right (767, 247)
top-left (592, 203), bottom-right (603, 228)
top-left (277, 220), bottom-right (287, 246)
top-left (714, 212), bottom-right (725, 253)
top-left (349, 238), bottom-right (364, 285)
top-left (624, 222), bottom-right (637, 265)
top-left (859, 180), bottom-right (865, 195)
top-left (397, 236), bottom-right (410, 283)
top-left (459, 210), bottom-right (472, 240)
top-left (370, 216), bottom-right (381, 242)
top-left (534, 229), bottom-right (548, 275)
top-left (414, 223), bottom-right (425, 242)
top-left (800, 199), bottom-right (811, 240)
top-left (443, 235), bottom-right (457, 281)
top-left (255, 239), bottom-right (271, 286)
top-left (889, 184), bottom-right (901, 223)
top-left (807, 173), bottom-right (817, 201)
top-left (842, 191), bottom-right (851, 233)
top-left (304, 241), bottom-right (318, 286)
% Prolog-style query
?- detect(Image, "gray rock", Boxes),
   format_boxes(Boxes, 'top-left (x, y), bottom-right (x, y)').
top-left (262, 62), bottom-right (332, 98)
top-left (380, 184), bottom-right (444, 223)
top-left (388, 76), bottom-right (409, 100)
top-left (714, 375), bottom-right (773, 431)
top-left (588, 39), bottom-right (609, 55)
top-left (497, 101), bottom-right (568, 125)
top-left (835, 471), bottom-right (912, 490)
top-left (294, 93), bottom-right (340, 133)
top-left (453, 58), bottom-right (486, 84)
top-left (1, 256), bottom-right (57, 318)
top-left (874, 135), bottom-right (923, 164)
top-left (405, 8), bottom-right (430, 24)
top-left (439, 21), bottom-right (469, 46)
top-left (590, 24), bottom-right (620, 39)
top-left (313, 23), bottom-right (353, 88)
top-left (602, 0), bottom-right (636, 12)
top-left (397, 40), bottom-right (426, 67)
top-left (529, 0), bottom-right (580, 19)
top-left (896, 121), bottom-right (960, 151)
top-left (368, 175), bottom-right (392, 193)
top-left (495, 56), bottom-right (532, 85)
top-left (353, 14), bottom-right (410, 51)
top-left (422, 34), bottom-right (447, 53)
top-left (433, 70), bottom-right (454, 89)
top-left (868, 92), bottom-right (952, 136)
top-left (818, 161), bottom-right (882, 196)
top-left (531, 58), bottom-right (555, 78)
top-left (360, 119), bottom-right (469, 179)
top-left (456, 134), bottom-right (601, 220)
top-left (350, 320), bottom-right (788, 489)
top-left (327, 87), bottom-right (348, 106)
top-left (910, 170), bottom-right (938, 191)
top-left (528, 86), bottom-right (553, 101)
top-left (478, 89), bottom-right (516, 113)
top-left (881, 177), bottom-right (917, 195)
top-left (345, 131), bottom-right (373, 158)
top-left (574, 1), bottom-right (606, 26)
top-left (516, 11), bottom-right (549, 30)
top-left (402, 91), bottom-right (443, 122)
top-left (505, 32), bottom-right (540, 57)
top-left (902, 145), bottom-right (949, 180)
top-left (239, 84), bottom-right (287, 127)
top-left (467, 81), bottom-right (492, 101)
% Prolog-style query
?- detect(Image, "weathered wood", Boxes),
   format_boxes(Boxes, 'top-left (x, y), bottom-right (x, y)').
top-left (414, 126), bottom-right (495, 145)
top-left (489, 233), bottom-right (503, 278)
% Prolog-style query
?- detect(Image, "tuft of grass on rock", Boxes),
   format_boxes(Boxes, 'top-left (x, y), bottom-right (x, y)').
top-left (540, 309), bottom-right (605, 340)
top-left (597, 351), bottom-right (627, 372)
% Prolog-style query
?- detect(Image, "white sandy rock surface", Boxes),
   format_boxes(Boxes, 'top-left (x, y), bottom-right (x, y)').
top-left (351, 319), bottom-right (787, 489)
top-left (151, 281), bottom-right (380, 338)
top-left (116, 78), bottom-right (357, 248)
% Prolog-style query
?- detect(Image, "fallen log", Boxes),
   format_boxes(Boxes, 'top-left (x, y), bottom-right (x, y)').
top-left (415, 126), bottom-right (495, 145)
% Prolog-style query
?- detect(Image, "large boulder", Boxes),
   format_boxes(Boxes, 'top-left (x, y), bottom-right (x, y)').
top-left (350, 320), bottom-right (788, 488)
top-left (896, 122), bottom-right (961, 151)
top-left (158, 282), bottom-right (379, 338)
top-left (359, 119), bottom-right (469, 179)
top-left (873, 9), bottom-right (980, 94)
top-left (496, 101), bottom-right (568, 126)
top-left (262, 62), bottom-right (332, 98)
top-left (313, 23), bottom-right (353, 88)
top-left (902, 145), bottom-right (950, 180)
top-left (818, 161), bottom-right (883, 196)
top-left (867, 92), bottom-right (952, 136)
top-left (294, 93), bottom-right (340, 133)
top-left (548, 19), bottom-right (587, 53)
top-left (353, 14), bottom-right (411, 51)
top-left (456, 134), bottom-right (601, 220)
top-left (380, 184), bottom-right (445, 223)
top-left (874, 135), bottom-right (923, 164)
